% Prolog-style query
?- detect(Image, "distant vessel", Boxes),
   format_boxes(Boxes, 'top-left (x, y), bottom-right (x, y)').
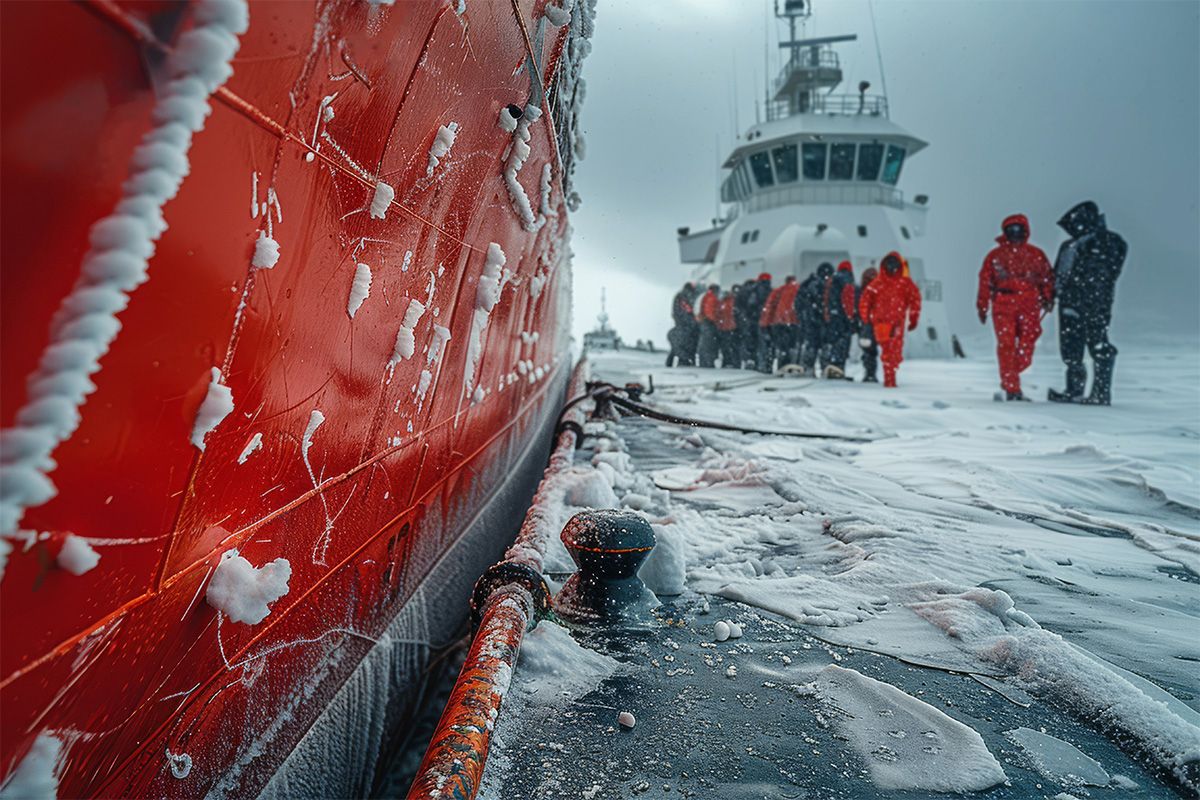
top-left (583, 288), bottom-right (623, 351)
top-left (677, 0), bottom-right (951, 357)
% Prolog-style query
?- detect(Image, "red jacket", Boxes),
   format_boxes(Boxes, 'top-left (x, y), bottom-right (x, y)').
top-left (859, 254), bottom-right (921, 336)
top-left (697, 288), bottom-right (720, 323)
top-left (838, 262), bottom-right (857, 319)
top-left (977, 213), bottom-right (1054, 314)
top-left (716, 296), bottom-right (736, 331)
top-left (771, 279), bottom-right (801, 325)
top-left (759, 285), bottom-right (783, 327)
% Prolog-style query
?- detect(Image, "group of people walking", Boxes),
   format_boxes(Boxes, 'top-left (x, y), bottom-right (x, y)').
top-left (667, 251), bottom-right (922, 388)
top-left (666, 200), bottom-right (1126, 404)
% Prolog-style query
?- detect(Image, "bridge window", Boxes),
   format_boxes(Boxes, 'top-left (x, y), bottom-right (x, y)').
top-left (749, 151), bottom-right (775, 187)
top-left (856, 142), bottom-right (884, 181)
top-left (772, 144), bottom-right (798, 183)
top-left (829, 143), bottom-right (855, 180)
top-left (882, 144), bottom-right (906, 185)
top-left (802, 143), bottom-right (827, 180)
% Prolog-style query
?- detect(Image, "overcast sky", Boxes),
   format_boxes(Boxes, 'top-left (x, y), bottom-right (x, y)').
top-left (568, 0), bottom-right (1200, 349)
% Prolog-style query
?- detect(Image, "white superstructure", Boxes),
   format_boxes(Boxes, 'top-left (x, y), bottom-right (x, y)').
top-left (677, 0), bottom-right (951, 358)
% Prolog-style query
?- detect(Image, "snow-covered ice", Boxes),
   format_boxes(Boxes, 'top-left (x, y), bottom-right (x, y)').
top-left (810, 664), bottom-right (1007, 792)
top-left (477, 342), bottom-right (1198, 797)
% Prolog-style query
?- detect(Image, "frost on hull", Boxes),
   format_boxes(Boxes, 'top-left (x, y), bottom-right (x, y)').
top-left (0, 0), bottom-right (588, 796)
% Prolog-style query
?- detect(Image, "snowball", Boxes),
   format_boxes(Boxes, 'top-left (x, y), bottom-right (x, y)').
top-left (346, 263), bottom-right (372, 318)
top-left (57, 534), bottom-right (100, 576)
top-left (728, 622), bottom-right (744, 639)
top-left (617, 711), bottom-right (636, 729)
top-left (714, 621), bottom-right (730, 642)
top-left (369, 181), bottom-right (394, 219)
top-left (251, 232), bottom-right (280, 269)
top-left (190, 367), bottom-right (234, 451)
top-left (205, 550), bottom-right (292, 625)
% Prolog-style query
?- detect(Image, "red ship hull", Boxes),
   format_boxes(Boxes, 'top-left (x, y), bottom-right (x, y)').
top-left (0, 0), bottom-right (588, 795)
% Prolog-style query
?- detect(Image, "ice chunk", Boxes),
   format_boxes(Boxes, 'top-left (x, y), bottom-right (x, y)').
top-left (191, 367), bottom-right (234, 451)
top-left (205, 549), bottom-right (292, 625)
top-left (0, 731), bottom-right (61, 800)
top-left (237, 432), bottom-right (263, 464)
top-left (426, 122), bottom-right (459, 176)
top-left (1005, 727), bottom-right (1110, 787)
top-left (464, 244), bottom-right (507, 390)
top-left (714, 621), bottom-right (730, 642)
top-left (617, 711), bottom-right (635, 729)
top-left (346, 263), bottom-right (372, 318)
top-left (58, 534), bottom-right (100, 576)
top-left (415, 369), bottom-right (433, 401)
top-left (251, 232), bottom-right (280, 269)
top-left (810, 665), bottom-right (1006, 792)
top-left (563, 469), bottom-right (618, 509)
top-left (639, 522), bottom-right (685, 596)
top-left (369, 181), bottom-right (394, 219)
top-left (544, 2), bottom-right (571, 27)
top-left (390, 299), bottom-right (426, 364)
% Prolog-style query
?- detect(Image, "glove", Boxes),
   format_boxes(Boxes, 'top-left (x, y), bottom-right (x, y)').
top-left (978, 308), bottom-right (987, 324)
top-left (1042, 298), bottom-right (1055, 313)
top-left (908, 318), bottom-right (919, 332)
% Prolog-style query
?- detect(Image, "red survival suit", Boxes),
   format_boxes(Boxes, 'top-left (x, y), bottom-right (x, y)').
top-left (977, 214), bottom-right (1054, 396)
top-left (858, 252), bottom-right (921, 387)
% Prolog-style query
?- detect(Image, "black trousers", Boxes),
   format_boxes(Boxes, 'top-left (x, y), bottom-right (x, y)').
top-left (821, 319), bottom-right (854, 369)
top-left (859, 325), bottom-right (878, 380)
top-left (697, 322), bottom-right (720, 368)
top-left (1059, 307), bottom-right (1116, 365)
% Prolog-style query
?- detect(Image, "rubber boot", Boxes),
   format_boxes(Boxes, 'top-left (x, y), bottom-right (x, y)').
top-left (1082, 353), bottom-right (1115, 405)
top-left (1048, 363), bottom-right (1087, 403)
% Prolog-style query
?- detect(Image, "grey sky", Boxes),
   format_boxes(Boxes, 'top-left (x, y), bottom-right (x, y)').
top-left (568, 0), bottom-right (1200, 348)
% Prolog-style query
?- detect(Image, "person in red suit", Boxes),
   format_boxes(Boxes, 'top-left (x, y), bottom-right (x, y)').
top-left (696, 283), bottom-right (722, 368)
top-left (716, 287), bottom-right (738, 368)
top-left (858, 252), bottom-right (921, 388)
top-left (977, 214), bottom-right (1055, 401)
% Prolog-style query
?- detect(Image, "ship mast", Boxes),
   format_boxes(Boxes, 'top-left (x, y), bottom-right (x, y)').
top-left (771, 0), bottom-right (861, 119)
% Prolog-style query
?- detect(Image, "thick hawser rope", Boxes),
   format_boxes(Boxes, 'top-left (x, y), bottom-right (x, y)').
top-left (0, 0), bottom-right (250, 538)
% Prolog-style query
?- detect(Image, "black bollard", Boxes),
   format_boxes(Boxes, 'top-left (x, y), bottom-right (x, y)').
top-left (554, 509), bottom-right (657, 626)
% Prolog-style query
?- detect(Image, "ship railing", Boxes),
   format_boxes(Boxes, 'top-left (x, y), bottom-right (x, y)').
top-left (772, 47), bottom-right (841, 95)
top-left (742, 183), bottom-right (904, 212)
top-left (764, 94), bottom-right (889, 121)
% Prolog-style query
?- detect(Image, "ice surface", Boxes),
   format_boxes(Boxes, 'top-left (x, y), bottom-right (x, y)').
top-left (0, 732), bottom-right (61, 800)
top-left (583, 346), bottom-right (1200, 790)
top-left (811, 664), bottom-right (1007, 792)
top-left (206, 549), bottom-right (292, 625)
top-left (1006, 726), bottom-right (1110, 787)
top-left (57, 534), bottom-right (100, 576)
top-left (190, 367), bottom-right (234, 451)
top-left (346, 263), bottom-right (371, 318)
top-left (479, 621), bottom-right (619, 796)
